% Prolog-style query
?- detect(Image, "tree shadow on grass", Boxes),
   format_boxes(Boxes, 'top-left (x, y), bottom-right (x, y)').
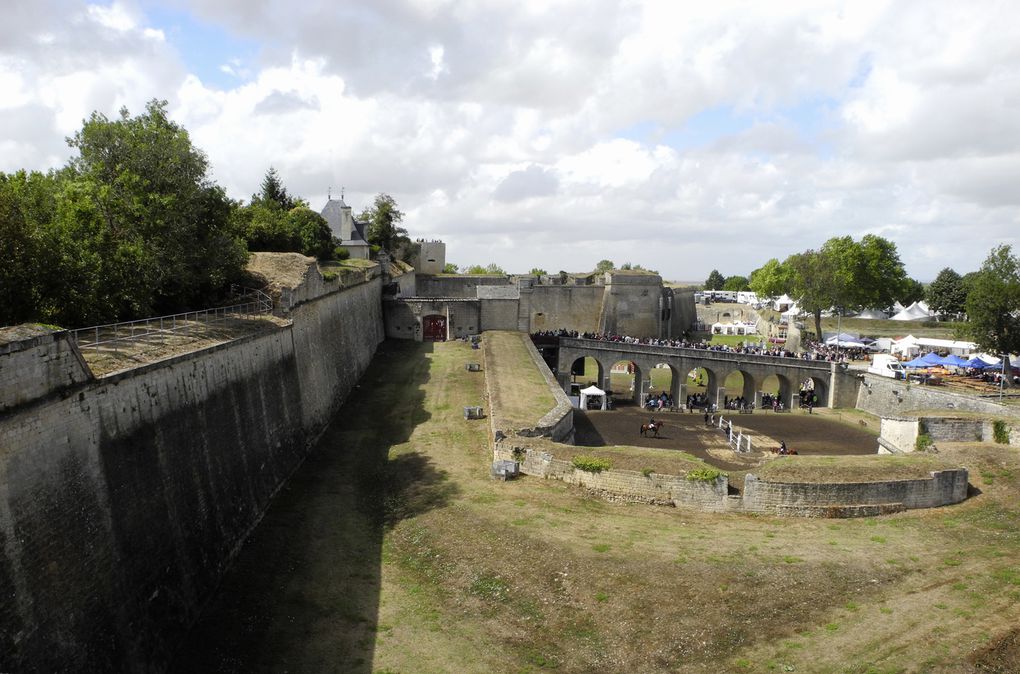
top-left (171, 339), bottom-right (456, 674)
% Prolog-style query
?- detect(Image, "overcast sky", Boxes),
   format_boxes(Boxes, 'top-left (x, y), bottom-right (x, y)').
top-left (2, 1), bottom-right (1019, 281)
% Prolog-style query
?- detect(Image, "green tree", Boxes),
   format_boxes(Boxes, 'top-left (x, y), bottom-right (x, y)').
top-left (594, 259), bottom-right (615, 273)
top-left (442, 262), bottom-right (458, 274)
top-left (65, 99), bottom-right (247, 319)
top-left (360, 193), bottom-right (410, 258)
top-left (0, 171), bottom-right (59, 326)
top-left (926, 267), bottom-right (966, 317)
top-left (722, 275), bottom-right (749, 291)
top-left (748, 258), bottom-right (791, 300)
top-left (288, 206), bottom-right (334, 259)
top-left (898, 277), bottom-right (925, 306)
top-left (463, 263), bottom-right (505, 275)
top-left (961, 245), bottom-right (1020, 356)
top-left (529, 267), bottom-right (547, 275)
top-left (254, 167), bottom-right (298, 211)
top-left (704, 269), bottom-right (725, 290)
top-left (237, 201), bottom-right (300, 253)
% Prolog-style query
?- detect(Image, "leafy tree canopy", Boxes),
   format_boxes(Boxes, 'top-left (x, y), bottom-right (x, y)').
top-left (442, 262), bottom-right (459, 274)
top-left (926, 267), bottom-right (967, 316)
top-left (529, 268), bottom-right (547, 275)
top-left (463, 263), bottom-right (505, 275)
top-left (594, 259), bottom-right (615, 273)
top-left (748, 258), bottom-right (791, 300)
top-left (252, 167), bottom-right (300, 211)
top-left (898, 277), bottom-right (925, 306)
top-left (722, 275), bottom-right (749, 291)
top-left (360, 193), bottom-right (410, 259)
top-left (960, 245), bottom-right (1020, 355)
top-left (704, 269), bottom-right (725, 290)
top-left (2, 99), bottom-right (249, 327)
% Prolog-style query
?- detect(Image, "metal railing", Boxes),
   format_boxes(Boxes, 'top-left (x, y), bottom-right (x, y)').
top-left (72, 290), bottom-right (274, 354)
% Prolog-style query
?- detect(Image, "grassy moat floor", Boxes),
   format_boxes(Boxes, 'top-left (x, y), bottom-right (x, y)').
top-left (173, 339), bottom-right (1020, 674)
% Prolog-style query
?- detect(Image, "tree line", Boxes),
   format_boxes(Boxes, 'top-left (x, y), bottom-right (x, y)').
top-left (0, 100), bottom-right (410, 329)
top-left (703, 235), bottom-right (1020, 356)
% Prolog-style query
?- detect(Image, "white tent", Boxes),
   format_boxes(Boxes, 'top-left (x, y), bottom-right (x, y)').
top-left (781, 303), bottom-right (801, 317)
top-left (892, 334), bottom-right (977, 357)
top-left (579, 385), bottom-right (607, 411)
top-left (855, 308), bottom-right (889, 320)
top-left (773, 294), bottom-right (795, 312)
top-left (890, 301), bottom-right (932, 321)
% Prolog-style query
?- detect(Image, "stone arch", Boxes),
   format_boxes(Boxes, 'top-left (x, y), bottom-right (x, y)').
top-left (800, 375), bottom-right (828, 408)
top-left (645, 362), bottom-right (680, 408)
top-left (568, 355), bottom-right (604, 392)
top-left (760, 373), bottom-right (794, 409)
top-left (721, 369), bottom-right (756, 409)
top-left (609, 359), bottom-right (643, 405)
top-left (683, 364), bottom-right (719, 409)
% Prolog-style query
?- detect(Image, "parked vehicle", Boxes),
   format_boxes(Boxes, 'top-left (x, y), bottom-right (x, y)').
top-left (868, 354), bottom-right (905, 379)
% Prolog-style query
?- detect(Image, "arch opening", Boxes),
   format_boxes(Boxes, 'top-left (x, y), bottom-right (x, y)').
top-left (609, 360), bottom-right (643, 406)
top-left (645, 363), bottom-right (678, 410)
top-left (684, 366), bottom-right (718, 409)
top-left (760, 373), bottom-right (794, 410)
top-left (800, 376), bottom-right (828, 409)
top-left (721, 369), bottom-right (756, 411)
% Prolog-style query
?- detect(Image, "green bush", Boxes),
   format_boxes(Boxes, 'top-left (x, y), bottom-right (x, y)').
top-left (915, 432), bottom-right (934, 452)
top-left (686, 468), bottom-right (723, 482)
top-left (641, 467), bottom-right (655, 477)
top-left (993, 420), bottom-right (1010, 444)
top-left (334, 246), bottom-right (350, 261)
top-left (321, 271), bottom-right (338, 282)
top-left (572, 455), bottom-right (611, 473)
top-left (511, 447), bottom-right (526, 461)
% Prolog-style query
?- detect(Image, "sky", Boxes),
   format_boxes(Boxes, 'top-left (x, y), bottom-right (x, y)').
top-left (2, 0), bottom-right (1019, 282)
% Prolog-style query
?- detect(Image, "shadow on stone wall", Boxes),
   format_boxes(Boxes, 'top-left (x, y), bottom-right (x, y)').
top-left (171, 340), bottom-right (454, 673)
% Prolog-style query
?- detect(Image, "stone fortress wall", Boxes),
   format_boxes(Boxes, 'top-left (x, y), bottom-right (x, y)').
top-left (486, 333), bottom-right (969, 518)
top-left (388, 271), bottom-right (697, 341)
top-left (0, 272), bottom-right (384, 673)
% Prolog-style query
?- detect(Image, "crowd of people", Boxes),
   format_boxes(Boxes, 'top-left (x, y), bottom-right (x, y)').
top-left (534, 329), bottom-right (868, 363)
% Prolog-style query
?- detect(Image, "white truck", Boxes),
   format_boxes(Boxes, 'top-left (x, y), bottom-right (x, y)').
top-left (868, 354), bottom-right (905, 379)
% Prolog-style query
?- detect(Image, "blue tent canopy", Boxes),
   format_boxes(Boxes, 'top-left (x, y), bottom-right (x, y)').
top-left (903, 357), bottom-right (931, 368)
top-left (940, 354), bottom-right (970, 367)
top-left (920, 352), bottom-right (943, 365)
top-left (965, 357), bottom-right (992, 369)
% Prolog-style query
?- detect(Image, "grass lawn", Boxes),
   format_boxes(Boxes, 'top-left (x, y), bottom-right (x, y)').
top-left (180, 339), bottom-right (1020, 674)
top-left (484, 331), bottom-right (558, 427)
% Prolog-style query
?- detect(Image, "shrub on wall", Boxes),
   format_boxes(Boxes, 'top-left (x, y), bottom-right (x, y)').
top-left (686, 468), bottom-right (723, 482)
top-left (915, 433), bottom-right (934, 452)
top-left (993, 420), bottom-right (1010, 444)
top-left (572, 455), bottom-right (611, 473)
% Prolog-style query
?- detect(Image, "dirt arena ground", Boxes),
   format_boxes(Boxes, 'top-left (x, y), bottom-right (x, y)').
top-left (575, 405), bottom-right (877, 468)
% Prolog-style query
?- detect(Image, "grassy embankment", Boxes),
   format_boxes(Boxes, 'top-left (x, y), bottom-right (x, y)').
top-left (179, 336), bottom-right (1020, 674)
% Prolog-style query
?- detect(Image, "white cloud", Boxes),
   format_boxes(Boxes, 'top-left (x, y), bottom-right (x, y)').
top-left (2, 0), bottom-right (1019, 282)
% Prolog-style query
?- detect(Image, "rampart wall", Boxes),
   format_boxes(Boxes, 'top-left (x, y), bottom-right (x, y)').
top-left (857, 374), bottom-right (1019, 417)
top-left (0, 277), bottom-right (383, 673)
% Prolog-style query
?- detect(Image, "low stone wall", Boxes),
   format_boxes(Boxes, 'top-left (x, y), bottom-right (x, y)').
top-left (879, 414), bottom-right (1019, 453)
top-left (743, 469), bottom-right (969, 514)
top-left (493, 445), bottom-right (728, 510)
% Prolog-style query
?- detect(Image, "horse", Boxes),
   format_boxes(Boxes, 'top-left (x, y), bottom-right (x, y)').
top-left (639, 422), bottom-right (664, 438)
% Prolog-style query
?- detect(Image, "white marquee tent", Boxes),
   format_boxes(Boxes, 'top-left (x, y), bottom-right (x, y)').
top-left (855, 308), bottom-right (889, 320)
top-left (890, 301), bottom-right (933, 321)
top-left (579, 385), bottom-right (608, 410)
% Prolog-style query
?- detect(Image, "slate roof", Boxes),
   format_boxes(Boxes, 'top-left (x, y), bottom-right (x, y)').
top-left (320, 198), bottom-right (370, 247)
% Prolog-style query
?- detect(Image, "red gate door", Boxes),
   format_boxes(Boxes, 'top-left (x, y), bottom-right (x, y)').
top-left (423, 314), bottom-right (447, 341)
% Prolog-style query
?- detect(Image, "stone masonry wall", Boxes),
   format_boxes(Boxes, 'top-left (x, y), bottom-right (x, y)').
top-left (0, 277), bottom-right (383, 673)
top-left (858, 374), bottom-right (1019, 418)
top-left (742, 469), bottom-right (968, 514)
top-left (0, 327), bottom-right (92, 413)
